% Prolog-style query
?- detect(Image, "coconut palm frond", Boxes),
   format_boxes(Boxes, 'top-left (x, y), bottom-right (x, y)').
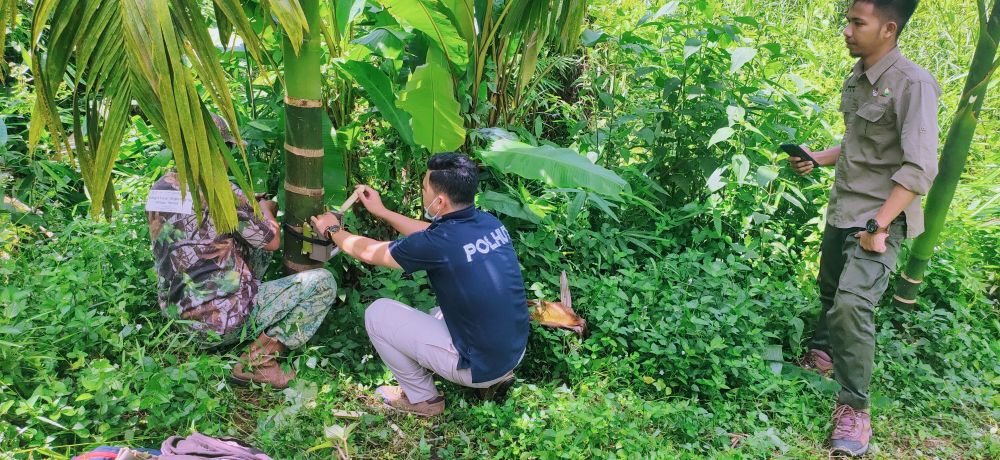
top-left (28, 0), bottom-right (307, 231)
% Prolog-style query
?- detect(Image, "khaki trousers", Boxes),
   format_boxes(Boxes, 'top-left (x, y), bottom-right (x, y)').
top-left (811, 220), bottom-right (905, 409)
top-left (364, 298), bottom-right (520, 404)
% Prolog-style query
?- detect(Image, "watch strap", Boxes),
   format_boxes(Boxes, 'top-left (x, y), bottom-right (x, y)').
top-left (325, 224), bottom-right (341, 239)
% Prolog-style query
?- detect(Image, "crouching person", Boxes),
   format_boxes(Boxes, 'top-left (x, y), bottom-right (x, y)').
top-left (147, 116), bottom-right (335, 390)
top-left (310, 153), bottom-right (529, 417)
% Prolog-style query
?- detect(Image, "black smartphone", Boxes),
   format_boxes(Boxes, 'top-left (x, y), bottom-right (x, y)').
top-left (780, 143), bottom-right (820, 168)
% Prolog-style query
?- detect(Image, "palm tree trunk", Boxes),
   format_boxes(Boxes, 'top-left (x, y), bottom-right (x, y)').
top-left (281, 0), bottom-right (326, 274)
top-left (893, 0), bottom-right (1000, 307)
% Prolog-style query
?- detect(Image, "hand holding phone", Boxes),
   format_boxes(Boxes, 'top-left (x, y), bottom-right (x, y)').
top-left (780, 143), bottom-right (821, 168)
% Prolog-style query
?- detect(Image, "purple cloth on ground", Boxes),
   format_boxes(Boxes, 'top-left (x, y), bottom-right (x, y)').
top-left (158, 432), bottom-right (273, 460)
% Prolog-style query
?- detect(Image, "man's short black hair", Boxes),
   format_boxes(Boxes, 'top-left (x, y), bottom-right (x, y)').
top-left (427, 153), bottom-right (478, 206)
top-left (854, 0), bottom-right (919, 36)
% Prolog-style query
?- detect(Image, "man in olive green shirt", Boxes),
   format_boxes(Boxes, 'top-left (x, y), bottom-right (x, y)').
top-left (788, 0), bottom-right (939, 456)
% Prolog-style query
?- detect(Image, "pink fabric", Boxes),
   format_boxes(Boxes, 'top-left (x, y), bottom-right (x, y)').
top-left (158, 432), bottom-right (273, 460)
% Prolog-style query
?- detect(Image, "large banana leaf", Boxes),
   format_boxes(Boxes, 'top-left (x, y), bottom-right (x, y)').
top-left (377, 0), bottom-right (468, 69)
top-left (478, 190), bottom-right (542, 224)
top-left (396, 47), bottom-right (466, 153)
top-left (337, 60), bottom-right (414, 146)
top-left (441, 0), bottom-right (475, 47)
top-left (480, 138), bottom-right (630, 198)
top-left (333, 0), bottom-right (366, 37)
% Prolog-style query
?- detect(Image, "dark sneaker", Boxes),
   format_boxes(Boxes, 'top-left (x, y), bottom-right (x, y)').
top-left (798, 348), bottom-right (834, 377)
top-left (376, 386), bottom-right (445, 417)
top-left (477, 371), bottom-right (515, 402)
top-left (829, 403), bottom-right (872, 457)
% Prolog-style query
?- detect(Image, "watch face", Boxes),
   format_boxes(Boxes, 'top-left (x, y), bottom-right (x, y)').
top-left (866, 219), bottom-right (878, 233)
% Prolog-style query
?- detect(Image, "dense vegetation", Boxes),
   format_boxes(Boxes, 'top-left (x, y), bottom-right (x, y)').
top-left (1, 0), bottom-right (998, 458)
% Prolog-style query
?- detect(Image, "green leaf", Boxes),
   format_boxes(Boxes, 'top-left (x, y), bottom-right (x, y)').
top-left (566, 190), bottom-right (586, 223)
top-left (377, 0), bottom-right (468, 68)
top-left (782, 192), bottom-right (804, 210)
top-left (396, 47), bottom-right (465, 153)
top-left (480, 139), bottom-right (630, 198)
top-left (726, 105), bottom-right (745, 126)
top-left (266, 0), bottom-right (309, 55)
top-left (790, 317), bottom-right (805, 346)
top-left (708, 127), bottom-right (735, 147)
top-left (755, 165), bottom-right (779, 187)
top-left (322, 115), bottom-right (349, 205)
top-left (352, 28), bottom-right (406, 59)
top-left (729, 47), bottom-right (757, 73)
top-left (587, 193), bottom-right (619, 222)
top-left (581, 28), bottom-right (609, 47)
top-left (731, 154), bottom-right (750, 183)
top-left (0, 118), bottom-right (7, 146)
top-left (441, 0), bottom-right (475, 46)
top-left (0, 203), bottom-right (45, 227)
top-left (683, 37), bottom-right (701, 60)
top-left (638, 1), bottom-right (679, 25)
top-left (339, 60), bottom-right (415, 146)
top-left (334, 0), bottom-right (366, 35)
top-left (706, 166), bottom-right (727, 193)
top-left (478, 190), bottom-right (541, 224)
top-left (213, 3), bottom-right (234, 49)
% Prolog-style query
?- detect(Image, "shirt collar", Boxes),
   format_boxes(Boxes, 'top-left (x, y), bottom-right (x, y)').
top-left (435, 205), bottom-right (477, 224)
top-left (854, 47), bottom-right (901, 84)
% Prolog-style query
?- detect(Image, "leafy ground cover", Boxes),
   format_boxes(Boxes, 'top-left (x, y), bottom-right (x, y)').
top-left (2, 0), bottom-right (998, 458)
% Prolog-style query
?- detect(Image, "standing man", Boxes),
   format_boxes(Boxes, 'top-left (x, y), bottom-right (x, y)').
top-left (148, 114), bottom-right (336, 389)
top-left (310, 153), bottom-right (529, 417)
top-left (789, 0), bottom-right (939, 456)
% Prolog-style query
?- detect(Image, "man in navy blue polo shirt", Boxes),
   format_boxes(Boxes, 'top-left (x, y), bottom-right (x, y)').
top-left (310, 153), bottom-right (529, 417)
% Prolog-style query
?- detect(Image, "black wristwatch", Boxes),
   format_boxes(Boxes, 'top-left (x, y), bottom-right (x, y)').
top-left (324, 224), bottom-right (341, 239)
top-left (865, 218), bottom-right (888, 234)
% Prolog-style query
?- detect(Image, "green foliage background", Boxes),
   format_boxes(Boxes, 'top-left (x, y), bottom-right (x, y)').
top-left (1, 0), bottom-right (998, 458)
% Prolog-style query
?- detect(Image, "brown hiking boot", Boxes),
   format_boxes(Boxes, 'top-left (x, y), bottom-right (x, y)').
top-left (798, 348), bottom-right (834, 377)
top-left (230, 333), bottom-right (296, 389)
top-left (477, 371), bottom-right (515, 402)
top-left (829, 403), bottom-right (872, 457)
top-left (375, 386), bottom-right (445, 417)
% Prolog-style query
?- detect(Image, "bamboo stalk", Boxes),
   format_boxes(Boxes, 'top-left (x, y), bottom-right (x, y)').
top-left (281, 0), bottom-right (325, 274)
top-left (893, 0), bottom-right (1000, 308)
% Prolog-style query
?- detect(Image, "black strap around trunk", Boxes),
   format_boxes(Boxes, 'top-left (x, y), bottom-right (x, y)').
top-left (282, 222), bottom-right (332, 246)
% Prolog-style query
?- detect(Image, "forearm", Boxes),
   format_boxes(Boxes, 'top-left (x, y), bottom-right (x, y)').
top-left (377, 209), bottom-right (430, 236)
top-left (260, 206), bottom-right (281, 251)
top-left (262, 209), bottom-right (279, 234)
top-left (815, 145), bottom-right (842, 166)
top-left (329, 229), bottom-right (400, 269)
top-left (875, 185), bottom-right (917, 227)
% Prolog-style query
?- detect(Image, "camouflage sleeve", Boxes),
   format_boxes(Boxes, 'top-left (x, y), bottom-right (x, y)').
top-left (233, 186), bottom-right (276, 249)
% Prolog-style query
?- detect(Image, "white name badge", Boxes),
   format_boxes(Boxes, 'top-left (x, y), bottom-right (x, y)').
top-left (146, 190), bottom-right (195, 214)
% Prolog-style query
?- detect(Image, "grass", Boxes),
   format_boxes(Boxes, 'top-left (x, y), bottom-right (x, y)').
top-left (1, 193), bottom-right (996, 458)
top-left (2, 0), bottom-right (999, 458)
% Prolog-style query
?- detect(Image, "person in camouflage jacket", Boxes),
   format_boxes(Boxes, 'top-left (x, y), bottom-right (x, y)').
top-left (147, 115), bottom-right (336, 389)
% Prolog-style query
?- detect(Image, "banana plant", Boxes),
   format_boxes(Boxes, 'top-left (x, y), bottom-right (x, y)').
top-left (335, 0), bottom-right (589, 157)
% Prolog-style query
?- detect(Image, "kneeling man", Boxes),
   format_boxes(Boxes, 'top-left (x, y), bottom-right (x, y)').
top-left (148, 115), bottom-right (336, 389)
top-left (311, 153), bottom-right (529, 417)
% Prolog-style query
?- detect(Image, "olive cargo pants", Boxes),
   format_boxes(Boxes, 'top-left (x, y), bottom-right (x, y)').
top-left (810, 220), bottom-right (905, 410)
